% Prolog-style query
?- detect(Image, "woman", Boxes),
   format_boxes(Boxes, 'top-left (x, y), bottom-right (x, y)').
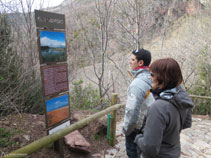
top-left (134, 58), bottom-right (194, 158)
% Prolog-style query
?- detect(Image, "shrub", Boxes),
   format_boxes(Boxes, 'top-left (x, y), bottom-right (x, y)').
top-left (69, 79), bottom-right (103, 110)
top-left (0, 128), bottom-right (14, 147)
top-left (0, 13), bottom-right (44, 116)
top-left (189, 46), bottom-right (211, 116)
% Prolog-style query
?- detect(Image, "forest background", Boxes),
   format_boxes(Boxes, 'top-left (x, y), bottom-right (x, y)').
top-left (0, 0), bottom-right (210, 118)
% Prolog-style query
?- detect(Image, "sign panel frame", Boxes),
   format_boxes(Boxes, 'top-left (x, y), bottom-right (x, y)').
top-left (35, 10), bottom-right (71, 135)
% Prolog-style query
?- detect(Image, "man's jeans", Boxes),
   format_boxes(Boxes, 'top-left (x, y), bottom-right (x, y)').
top-left (125, 130), bottom-right (139, 158)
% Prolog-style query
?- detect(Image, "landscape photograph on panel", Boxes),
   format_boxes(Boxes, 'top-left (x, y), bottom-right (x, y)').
top-left (39, 30), bottom-right (66, 64)
top-left (46, 94), bottom-right (70, 127)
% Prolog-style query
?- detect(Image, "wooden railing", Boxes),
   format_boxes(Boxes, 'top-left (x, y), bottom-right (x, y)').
top-left (189, 95), bottom-right (211, 100)
top-left (190, 95), bottom-right (211, 116)
top-left (2, 94), bottom-right (210, 158)
top-left (2, 93), bottom-right (125, 158)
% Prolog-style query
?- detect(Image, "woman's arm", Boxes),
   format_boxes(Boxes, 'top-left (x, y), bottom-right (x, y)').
top-left (134, 103), bottom-right (167, 157)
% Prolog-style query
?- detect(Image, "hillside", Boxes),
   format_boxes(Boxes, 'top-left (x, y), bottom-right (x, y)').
top-left (73, 10), bottom-right (211, 103)
top-left (146, 14), bottom-right (211, 84)
top-left (2, 0), bottom-right (210, 112)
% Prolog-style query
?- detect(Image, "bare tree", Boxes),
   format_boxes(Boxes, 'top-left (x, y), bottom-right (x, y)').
top-left (0, 0), bottom-right (50, 79)
top-left (70, 0), bottom-right (118, 105)
top-left (114, 0), bottom-right (159, 50)
top-left (0, 0), bottom-right (47, 116)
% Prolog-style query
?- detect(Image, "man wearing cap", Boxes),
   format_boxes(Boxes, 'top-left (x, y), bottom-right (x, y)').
top-left (122, 49), bottom-right (153, 158)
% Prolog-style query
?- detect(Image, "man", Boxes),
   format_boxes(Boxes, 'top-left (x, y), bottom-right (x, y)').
top-left (123, 48), bottom-right (153, 158)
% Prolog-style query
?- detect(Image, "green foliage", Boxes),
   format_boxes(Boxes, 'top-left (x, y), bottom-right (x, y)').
top-left (93, 133), bottom-right (101, 141)
top-left (23, 83), bottom-right (44, 115)
top-left (72, 30), bottom-right (81, 39)
top-left (0, 128), bottom-right (24, 147)
top-left (0, 128), bottom-right (14, 147)
top-left (89, 18), bottom-right (100, 28)
top-left (69, 79), bottom-right (101, 110)
top-left (0, 128), bottom-right (11, 147)
top-left (191, 98), bottom-right (210, 116)
top-left (189, 46), bottom-right (211, 116)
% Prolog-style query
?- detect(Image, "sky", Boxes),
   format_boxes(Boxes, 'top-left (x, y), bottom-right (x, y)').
top-left (1, 0), bottom-right (64, 12)
top-left (46, 94), bottom-right (69, 112)
top-left (33, 0), bottom-right (64, 9)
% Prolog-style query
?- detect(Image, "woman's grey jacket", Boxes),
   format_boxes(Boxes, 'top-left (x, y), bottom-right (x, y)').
top-left (134, 86), bottom-right (194, 158)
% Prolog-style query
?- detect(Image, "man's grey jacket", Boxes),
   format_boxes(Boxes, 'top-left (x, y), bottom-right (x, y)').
top-left (122, 68), bottom-right (153, 136)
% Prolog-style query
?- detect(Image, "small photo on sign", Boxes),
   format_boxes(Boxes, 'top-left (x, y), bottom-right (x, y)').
top-left (46, 94), bottom-right (70, 127)
top-left (39, 30), bottom-right (66, 64)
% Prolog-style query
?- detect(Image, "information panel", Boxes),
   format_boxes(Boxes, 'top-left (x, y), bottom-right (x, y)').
top-left (35, 10), bottom-right (65, 29)
top-left (35, 10), bottom-right (70, 132)
top-left (48, 120), bottom-right (70, 135)
top-left (41, 64), bottom-right (68, 96)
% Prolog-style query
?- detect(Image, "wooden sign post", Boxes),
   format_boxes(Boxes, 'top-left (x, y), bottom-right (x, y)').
top-left (35, 10), bottom-right (70, 158)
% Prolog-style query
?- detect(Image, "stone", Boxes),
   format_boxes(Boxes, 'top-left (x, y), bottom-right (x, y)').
top-left (105, 148), bottom-right (117, 158)
top-left (23, 135), bottom-right (30, 141)
top-left (91, 153), bottom-right (102, 157)
top-left (2, 121), bottom-right (10, 126)
top-left (37, 121), bottom-right (45, 129)
top-left (64, 130), bottom-right (90, 153)
top-left (12, 135), bottom-right (22, 143)
top-left (72, 111), bottom-right (85, 121)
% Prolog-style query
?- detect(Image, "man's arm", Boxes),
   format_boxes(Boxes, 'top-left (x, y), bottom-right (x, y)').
top-left (122, 84), bottom-right (146, 135)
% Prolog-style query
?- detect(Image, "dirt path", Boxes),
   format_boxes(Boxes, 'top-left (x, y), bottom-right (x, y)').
top-left (103, 116), bottom-right (211, 158)
top-left (1, 114), bottom-right (210, 158)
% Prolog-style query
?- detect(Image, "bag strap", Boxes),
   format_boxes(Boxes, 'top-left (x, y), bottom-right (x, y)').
top-left (138, 99), bottom-right (183, 134)
top-left (164, 99), bottom-right (183, 132)
top-left (128, 71), bottom-right (151, 99)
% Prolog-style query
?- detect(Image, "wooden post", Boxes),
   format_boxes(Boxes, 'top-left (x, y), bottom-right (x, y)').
top-left (54, 138), bottom-right (64, 158)
top-left (109, 93), bottom-right (118, 146)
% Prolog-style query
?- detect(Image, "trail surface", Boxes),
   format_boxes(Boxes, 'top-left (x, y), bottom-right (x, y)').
top-left (102, 116), bottom-right (211, 158)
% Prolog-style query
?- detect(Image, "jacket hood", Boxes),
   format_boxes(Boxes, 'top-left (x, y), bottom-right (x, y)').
top-left (158, 86), bottom-right (194, 110)
top-left (131, 68), bottom-right (151, 87)
top-left (154, 85), bottom-right (194, 130)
